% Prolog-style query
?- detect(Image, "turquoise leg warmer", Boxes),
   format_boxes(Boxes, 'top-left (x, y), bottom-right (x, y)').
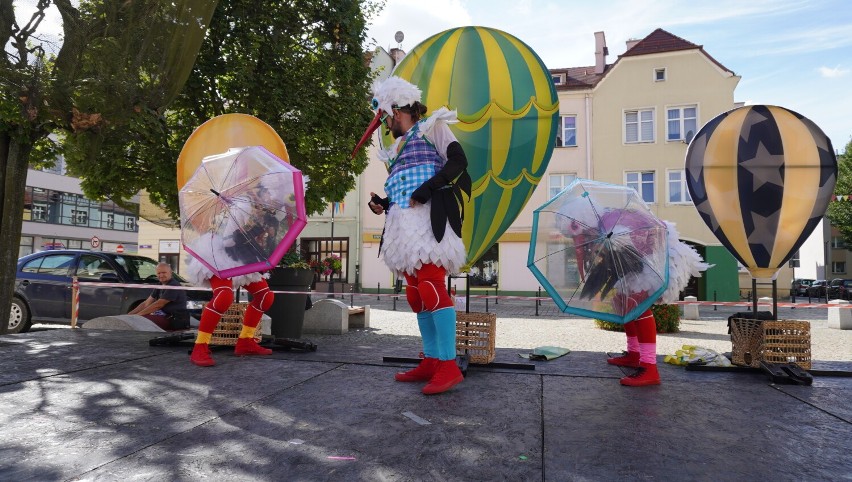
top-left (417, 311), bottom-right (438, 359)
top-left (431, 307), bottom-right (457, 361)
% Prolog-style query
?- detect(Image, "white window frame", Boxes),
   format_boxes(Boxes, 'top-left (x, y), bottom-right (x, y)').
top-left (125, 216), bottom-right (136, 231)
top-left (71, 209), bottom-right (88, 225)
top-left (666, 104), bottom-right (698, 142)
top-left (32, 204), bottom-right (47, 221)
top-left (654, 68), bottom-right (666, 82)
top-left (624, 108), bottom-right (655, 144)
top-left (625, 171), bottom-right (656, 203)
top-left (552, 73), bottom-right (565, 86)
top-left (549, 173), bottom-right (577, 199)
top-left (105, 213), bottom-right (115, 229)
top-left (832, 261), bottom-right (846, 274)
top-left (831, 236), bottom-right (846, 249)
top-left (666, 169), bottom-right (692, 204)
top-left (559, 115), bottom-right (577, 147)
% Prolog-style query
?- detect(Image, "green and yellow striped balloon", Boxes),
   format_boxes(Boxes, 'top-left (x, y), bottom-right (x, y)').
top-left (685, 105), bottom-right (837, 279)
top-left (388, 26), bottom-right (559, 268)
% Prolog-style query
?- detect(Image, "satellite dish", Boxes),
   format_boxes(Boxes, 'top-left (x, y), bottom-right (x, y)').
top-left (394, 31), bottom-right (404, 43)
top-left (684, 130), bottom-right (695, 144)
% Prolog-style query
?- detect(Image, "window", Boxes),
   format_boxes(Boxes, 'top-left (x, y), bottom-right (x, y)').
top-left (551, 73), bottom-right (565, 86)
top-left (625, 108), bottom-right (654, 143)
top-left (789, 251), bottom-right (800, 268)
top-left (31, 204), bottom-right (47, 221)
top-left (654, 68), bottom-right (666, 81)
top-left (832, 261), bottom-right (846, 274)
top-left (304, 238), bottom-right (349, 282)
top-left (125, 216), bottom-right (136, 231)
top-left (76, 255), bottom-right (118, 280)
top-left (549, 173), bottom-right (577, 199)
top-left (626, 171), bottom-right (655, 203)
top-left (71, 209), bottom-right (88, 225)
top-left (106, 213), bottom-right (115, 229)
top-left (667, 105), bottom-right (697, 142)
top-left (560, 115), bottom-right (577, 147)
top-left (37, 254), bottom-right (76, 276)
top-left (667, 170), bottom-right (692, 203)
top-left (831, 236), bottom-right (846, 249)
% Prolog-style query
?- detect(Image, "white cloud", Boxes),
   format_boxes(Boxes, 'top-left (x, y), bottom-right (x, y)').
top-left (818, 65), bottom-right (850, 78)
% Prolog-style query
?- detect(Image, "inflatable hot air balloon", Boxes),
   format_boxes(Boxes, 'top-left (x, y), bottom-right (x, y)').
top-left (685, 105), bottom-right (837, 279)
top-left (388, 26), bottom-right (559, 268)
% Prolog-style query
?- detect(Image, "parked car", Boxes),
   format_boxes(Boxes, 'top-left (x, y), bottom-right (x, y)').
top-left (807, 280), bottom-right (828, 298)
top-left (826, 278), bottom-right (852, 300)
top-left (790, 278), bottom-right (814, 297)
top-left (9, 250), bottom-right (211, 334)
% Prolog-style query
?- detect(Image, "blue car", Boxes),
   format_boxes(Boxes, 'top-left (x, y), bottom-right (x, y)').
top-left (9, 250), bottom-right (210, 333)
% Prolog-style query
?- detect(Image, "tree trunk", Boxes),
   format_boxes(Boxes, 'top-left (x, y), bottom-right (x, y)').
top-left (0, 131), bottom-right (34, 335)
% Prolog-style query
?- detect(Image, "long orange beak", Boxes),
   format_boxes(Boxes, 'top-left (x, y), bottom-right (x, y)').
top-left (351, 110), bottom-right (384, 159)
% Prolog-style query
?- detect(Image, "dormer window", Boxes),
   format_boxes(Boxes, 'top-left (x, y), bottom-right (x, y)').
top-left (551, 73), bottom-right (566, 86)
top-left (654, 68), bottom-right (666, 82)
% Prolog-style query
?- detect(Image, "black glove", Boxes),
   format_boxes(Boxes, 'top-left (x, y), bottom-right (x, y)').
top-left (369, 193), bottom-right (389, 214)
top-left (411, 141), bottom-right (468, 204)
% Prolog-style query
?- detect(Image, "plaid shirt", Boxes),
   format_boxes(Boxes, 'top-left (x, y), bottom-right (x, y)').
top-left (384, 132), bottom-right (445, 208)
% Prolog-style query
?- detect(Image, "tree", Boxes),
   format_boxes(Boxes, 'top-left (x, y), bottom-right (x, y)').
top-left (164, 0), bottom-right (379, 217)
top-left (826, 138), bottom-right (852, 242)
top-left (0, 0), bottom-right (218, 334)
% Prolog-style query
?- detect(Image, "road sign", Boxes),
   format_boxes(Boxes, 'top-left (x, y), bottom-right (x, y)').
top-left (90, 236), bottom-right (100, 249)
top-left (116, 244), bottom-right (124, 253)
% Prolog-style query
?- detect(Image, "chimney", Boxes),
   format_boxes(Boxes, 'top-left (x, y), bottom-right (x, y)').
top-left (594, 31), bottom-right (607, 74)
top-left (625, 38), bottom-right (640, 51)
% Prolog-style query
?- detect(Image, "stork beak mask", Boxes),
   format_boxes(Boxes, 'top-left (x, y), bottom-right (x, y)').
top-left (351, 76), bottom-right (422, 158)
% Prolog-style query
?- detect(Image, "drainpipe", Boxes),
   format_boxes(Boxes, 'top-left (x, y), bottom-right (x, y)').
top-left (585, 93), bottom-right (592, 179)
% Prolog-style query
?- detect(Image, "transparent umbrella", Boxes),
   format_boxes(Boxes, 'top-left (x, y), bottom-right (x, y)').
top-left (527, 179), bottom-right (669, 324)
top-left (179, 146), bottom-right (307, 279)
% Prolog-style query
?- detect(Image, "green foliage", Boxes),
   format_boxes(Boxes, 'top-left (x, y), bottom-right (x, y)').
top-left (594, 304), bottom-right (681, 333)
top-left (826, 138), bottom-right (852, 243)
top-left (279, 245), bottom-right (311, 270)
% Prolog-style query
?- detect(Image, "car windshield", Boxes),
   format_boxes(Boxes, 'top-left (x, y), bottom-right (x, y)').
top-left (112, 255), bottom-right (186, 283)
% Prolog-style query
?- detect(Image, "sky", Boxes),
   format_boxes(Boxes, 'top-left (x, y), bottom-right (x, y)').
top-left (12, 0), bottom-right (851, 152)
top-left (366, 0), bottom-right (852, 152)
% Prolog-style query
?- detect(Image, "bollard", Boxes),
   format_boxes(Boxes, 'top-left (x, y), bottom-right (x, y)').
top-left (350, 286), bottom-right (354, 308)
top-left (536, 287), bottom-right (541, 316)
top-left (377, 282), bottom-right (381, 301)
top-left (713, 290), bottom-right (717, 311)
top-left (494, 286), bottom-right (498, 305)
top-left (393, 295), bottom-right (397, 311)
top-left (683, 296), bottom-right (699, 319)
top-left (485, 297), bottom-right (489, 313)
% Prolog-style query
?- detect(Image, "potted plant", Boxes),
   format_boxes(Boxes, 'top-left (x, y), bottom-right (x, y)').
top-left (266, 244), bottom-right (315, 339)
top-left (311, 254), bottom-right (343, 280)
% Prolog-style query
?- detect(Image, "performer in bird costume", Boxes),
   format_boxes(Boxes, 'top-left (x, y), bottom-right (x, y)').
top-left (566, 208), bottom-right (711, 386)
top-left (352, 76), bottom-right (471, 395)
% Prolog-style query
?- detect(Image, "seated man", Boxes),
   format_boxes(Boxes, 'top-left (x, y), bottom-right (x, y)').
top-left (129, 262), bottom-right (189, 330)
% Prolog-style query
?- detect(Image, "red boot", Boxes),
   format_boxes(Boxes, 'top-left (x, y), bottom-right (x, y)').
top-left (422, 360), bottom-right (464, 395)
top-left (620, 362), bottom-right (660, 386)
top-left (395, 358), bottom-right (439, 382)
top-left (607, 351), bottom-right (641, 368)
top-left (190, 343), bottom-right (215, 367)
top-left (234, 337), bottom-right (273, 356)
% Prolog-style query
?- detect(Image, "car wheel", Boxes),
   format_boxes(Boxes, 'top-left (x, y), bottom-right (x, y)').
top-left (8, 297), bottom-right (31, 334)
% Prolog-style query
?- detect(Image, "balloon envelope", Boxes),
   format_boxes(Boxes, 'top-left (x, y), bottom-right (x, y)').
top-left (685, 105), bottom-right (837, 279)
top-left (389, 26), bottom-right (559, 268)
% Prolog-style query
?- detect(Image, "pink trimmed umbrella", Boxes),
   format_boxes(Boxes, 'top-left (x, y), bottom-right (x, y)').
top-left (179, 146), bottom-right (307, 279)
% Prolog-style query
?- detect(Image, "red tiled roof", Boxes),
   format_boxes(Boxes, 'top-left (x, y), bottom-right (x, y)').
top-left (550, 65), bottom-right (610, 91)
top-left (620, 28), bottom-right (699, 57)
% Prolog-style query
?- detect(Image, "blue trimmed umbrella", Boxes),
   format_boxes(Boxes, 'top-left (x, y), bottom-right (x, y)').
top-left (527, 179), bottom-right (669, 324)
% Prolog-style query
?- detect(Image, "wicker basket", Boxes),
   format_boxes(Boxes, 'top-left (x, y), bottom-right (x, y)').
top-left (730, 317), bottom-right (764, 367)
top-left (761, 320), bottom-right (811, 369)
top-left (730, 318), bottom-right (812, 369)
top-left (456, 311), bottom-right (496, 364)
top-left (209, 303), bottom-right (248, 346)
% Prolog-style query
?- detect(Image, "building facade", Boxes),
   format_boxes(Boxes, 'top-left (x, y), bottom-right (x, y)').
top-left (21, 161), bottom-right (139, 258)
